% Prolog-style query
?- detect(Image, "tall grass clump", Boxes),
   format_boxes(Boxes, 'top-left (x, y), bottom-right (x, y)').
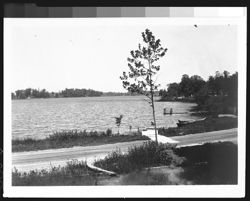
top-left (94, 141), bottom-right (185, 174)
top-left (12, 160), bottom-right (100, 186)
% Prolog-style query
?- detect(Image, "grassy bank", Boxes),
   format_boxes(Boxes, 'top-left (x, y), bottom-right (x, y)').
top-left (158, 116), bottom-right (237, 137)
top-left (12, 160), bottom-right (102, 186)
top-left (12, 141), bottom-right (237, 185)
top-left (94, 141), bottom-right (237, 185)
top-left (12, 130), bottom-right (149, 152)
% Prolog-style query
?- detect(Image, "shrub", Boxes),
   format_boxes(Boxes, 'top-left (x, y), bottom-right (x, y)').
top-left (94, 141), bottom-right (185, 174)
top-left (106, 129), bottom-right (112, 136)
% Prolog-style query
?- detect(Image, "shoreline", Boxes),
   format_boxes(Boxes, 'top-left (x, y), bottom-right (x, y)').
top-left (11, 94), bottom-right (147, 100)
top-left (12, 116), bottom-right (237, 153)
top-left (158, 116), bottom-right (237, 137)
top-left (12, 131), bottom-right (149, 153)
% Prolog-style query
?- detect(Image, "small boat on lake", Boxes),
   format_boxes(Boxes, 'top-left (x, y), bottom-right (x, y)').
top-left (177, 120), bottom-right (190, 127)
top-left (177, 117), bottom-right (207, 127)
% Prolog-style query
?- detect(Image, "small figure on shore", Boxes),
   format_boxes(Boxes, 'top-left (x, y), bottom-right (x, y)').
top-left (163, 108), bottom-right (167, 115)
top-left (129, 125), bottom-right (132, 133)
top-left (113, 115), bottom-right (123, 135)
top-left (170, 108), bottom-right (173, 115)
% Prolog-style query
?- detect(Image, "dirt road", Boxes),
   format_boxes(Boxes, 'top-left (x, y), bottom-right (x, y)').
top-left (12, 128), bottom-right (237, 172)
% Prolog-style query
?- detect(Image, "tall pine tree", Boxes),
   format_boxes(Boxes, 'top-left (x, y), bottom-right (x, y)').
top-left (120, 29), bottom-right (167, 144)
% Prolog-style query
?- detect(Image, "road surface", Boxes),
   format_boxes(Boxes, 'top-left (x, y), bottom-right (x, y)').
top-left (12, 128), bottom-right (237, 172)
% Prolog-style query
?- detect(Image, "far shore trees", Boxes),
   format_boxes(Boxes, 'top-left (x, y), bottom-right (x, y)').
top-left (120, 29), bottom-right (168, 144)
top-left (159, 70), bottom-right (238, 115)
top-left (11, 88), bottom-right (132, 100)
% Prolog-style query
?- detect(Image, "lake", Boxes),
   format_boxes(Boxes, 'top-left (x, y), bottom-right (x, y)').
top-left (12, 96), bottom-right (199, 139)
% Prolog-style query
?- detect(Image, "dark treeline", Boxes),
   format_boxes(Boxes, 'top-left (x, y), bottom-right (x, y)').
top-left (12, 88), bottom-right (52, 99)
top-left (60, 88), bottom-right (103, 97)
top-left (159, 70), bottom-right (238, 115)
top-left (12, 88), bottom-right (130, 99)
top-left (102, 92), bottom-right (130, 96)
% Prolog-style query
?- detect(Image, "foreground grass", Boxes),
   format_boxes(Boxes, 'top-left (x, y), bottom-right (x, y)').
top-left (158, 116), bottom-right (237, 137)
top-left (12, 160), bottom-right (101, 186)
top-left (12, 141), bottom-right (237, 185)
top-left (12, 130), bottom-right (149, 152)
top-left (97, 166), bottom-right (190, 185)
top-left (94, 141), bottom-right (237, 185)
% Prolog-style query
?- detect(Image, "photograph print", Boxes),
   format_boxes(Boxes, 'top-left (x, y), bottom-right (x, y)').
top-left (3, 5), bottom-right (246, 198)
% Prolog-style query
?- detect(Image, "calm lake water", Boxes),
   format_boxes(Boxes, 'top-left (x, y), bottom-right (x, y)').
top-left (12, 96), bottom-right (198, 139)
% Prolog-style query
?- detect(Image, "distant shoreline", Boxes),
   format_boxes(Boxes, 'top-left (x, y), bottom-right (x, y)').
top-left (11, 94), bottom-right (160, 100)
top-left (11, 87), bottom-right (136, 100)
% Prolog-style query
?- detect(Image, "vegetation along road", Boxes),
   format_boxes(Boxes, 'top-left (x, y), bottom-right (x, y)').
top-left (12, 128), bottom-right (237, 172)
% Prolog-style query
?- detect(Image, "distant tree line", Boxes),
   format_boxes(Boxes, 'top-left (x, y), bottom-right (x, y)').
top-left (11, 88), bottom-right (131, 100)
top-left (102, 92), bottom-right (130, 96)
top-left (60, 88), bottom-right (103, 97)
top-left (159, 70), bottom-right (238, 115)
top-left (12, 88), bottom-right (104, 99)
top-left (12, 88), bottom-right (51, 99)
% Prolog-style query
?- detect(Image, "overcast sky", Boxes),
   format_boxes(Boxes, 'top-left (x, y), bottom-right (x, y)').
top-left (5, 19), bottom-right (238, 92)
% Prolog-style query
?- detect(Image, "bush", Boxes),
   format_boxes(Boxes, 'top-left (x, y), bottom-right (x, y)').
top-left (106, 129), bottom-right (112, 136)
top-left (94, 141), bottom-right (185, 174)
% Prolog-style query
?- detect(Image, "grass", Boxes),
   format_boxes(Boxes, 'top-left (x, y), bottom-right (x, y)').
top-left (12, 129), bottom-right (149, 152)
top-left (94, 141), bottom-right (237, 185)
top-left (12, 160), bottom-right (101, 186)
top-left (12, 141), bottom-right (237, 185)
top-left (158, 116), bottom-right (237, 137)
top-left (98, 167), bottom-right (190, 185)
top-left (94, 141), bottom-right (185, 174)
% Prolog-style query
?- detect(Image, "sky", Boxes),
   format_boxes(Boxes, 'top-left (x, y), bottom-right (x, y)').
top-left (5, 18), bottom-right (238, 93)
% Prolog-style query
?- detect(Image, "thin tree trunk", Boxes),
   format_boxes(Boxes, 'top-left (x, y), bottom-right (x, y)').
top-left (148, 58), bottom-right (158, 144)
top-left (151, 92), bottom-right (158, 144)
